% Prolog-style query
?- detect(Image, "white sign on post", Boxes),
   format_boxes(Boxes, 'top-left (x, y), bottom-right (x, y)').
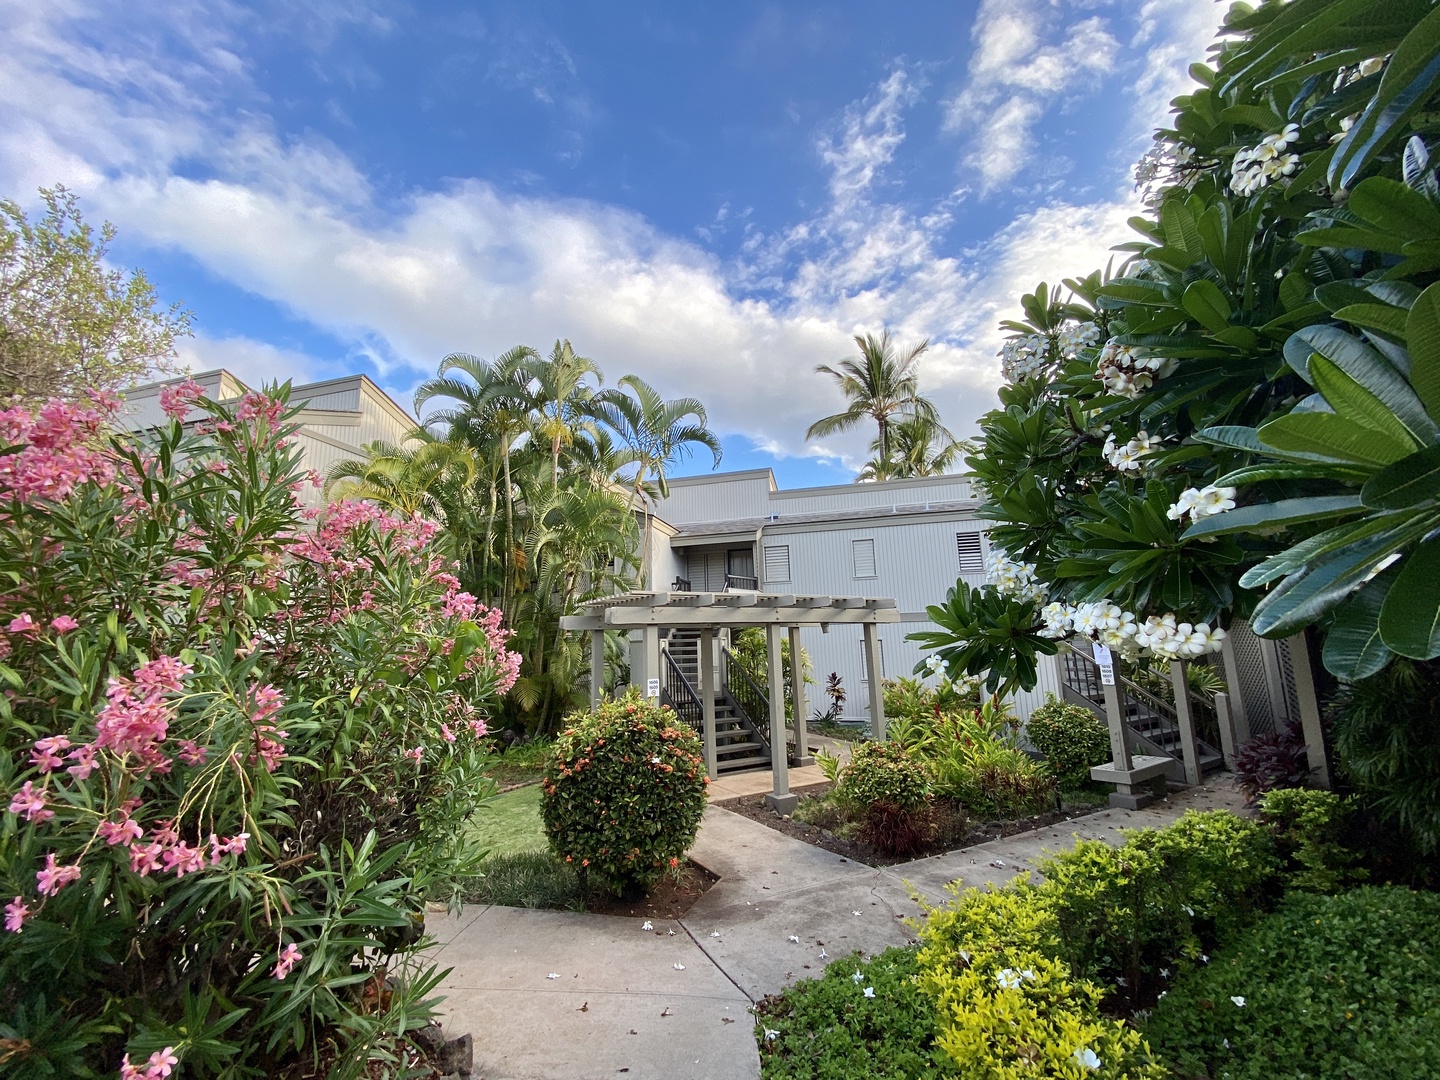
top-left (1092, 643), bottom-right (1116, 686)
top-left (645, 677), bottom-right (661, 699)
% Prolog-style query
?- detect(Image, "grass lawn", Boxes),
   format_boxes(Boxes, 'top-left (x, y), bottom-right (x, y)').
top-left (468, 783), bottom-right (548, 860)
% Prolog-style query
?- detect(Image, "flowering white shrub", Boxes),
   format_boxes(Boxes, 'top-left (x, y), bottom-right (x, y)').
top-left (1095, 341), bottom-right (1170, 397)
top-left (986, 552), bottom-right (1048, 604)
top-left (1167, 485), bottom-right (1238, 522)
top-left (1102, 430), bottom-right (1162, 473)
top-left (999, 323), bottom-right (1101, 384)
top-left (1230, 124), bottom-right (1301, 196)
top-left (1039, 598), bottom-right (1224, 661)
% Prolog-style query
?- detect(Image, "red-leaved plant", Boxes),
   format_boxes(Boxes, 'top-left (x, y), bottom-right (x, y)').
top-left (0, 385), bottom-right (519, 1078)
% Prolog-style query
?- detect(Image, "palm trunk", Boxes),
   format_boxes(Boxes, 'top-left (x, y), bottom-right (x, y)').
top-left (502, 438), bottom-right (515, 616)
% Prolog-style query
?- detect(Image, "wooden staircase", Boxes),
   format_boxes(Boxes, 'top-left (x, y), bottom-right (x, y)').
top-left (1059, 649), bottom-right (1225, 777)
top-left (662, 629), bottom-right (772, 773)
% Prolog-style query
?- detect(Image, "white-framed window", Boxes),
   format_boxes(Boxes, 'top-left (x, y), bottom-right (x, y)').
top-left (763, 544), bottom-right (791, 583)
top-left (859, 639), bottom-right (886, 682)
top-left (851, 537), bottom-right (876, 579)
top-left (956, 532), bottom-right (985, 574)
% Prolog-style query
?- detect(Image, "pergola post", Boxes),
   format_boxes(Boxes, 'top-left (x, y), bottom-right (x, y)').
top-left (788, 624), bottom-right (811, 767)
top-left (863, 621), bottom-right (886, 741)
top-left (643, 626), bottom-right (660, 701)
top-left (589, 630), bottom-right (605, 711)
top-left (699, 626), bottom-right (718, 779)
top-left (764, 622), bottom-right (796, 814)
top-left (1169, 659), bottom-right (1203, 786)
top-left (1101, 675), bottom-right (1131, 771)
top-left (1285, 632), bottom-right (1332, 789)
top-left (1218, 635), bottom-right (1251, 746)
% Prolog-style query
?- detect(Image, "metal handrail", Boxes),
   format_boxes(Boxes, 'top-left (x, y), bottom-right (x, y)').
top-left (724, 574), bottom-right (759, 591)
top-left (671, 576), bottom-right (693, 592)
top-left (661, 649), bottom-right (704, 732)
top-left (720, 646), bottom-right (774, 749)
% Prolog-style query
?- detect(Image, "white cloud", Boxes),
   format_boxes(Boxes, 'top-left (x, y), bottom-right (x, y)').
top-left (176, 334), bottom-right (323, 390)
top-left (945, 1), bottom-right (1122, 191)
top-left (0, 0), bottom-right (1227, 469)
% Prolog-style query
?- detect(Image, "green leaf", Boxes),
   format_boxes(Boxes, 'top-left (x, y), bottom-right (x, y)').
top-left (1322, 569), bottom-right (1397, 680)
top-left (1181, 495), bottom-right (1364, 539)
top-left (1259, 411), bottom-right (1413, 467)
top-left (1362, 444), bottom-right (1440, 509)
top-left (1348, 175), bottom-right (1440, 239)
top-left (1307, 353), bottom-right (1422, 452)
top-left (1407, 281), bottom-right (1440, 418)
top-left (1331, 302), bottom-right (1410, 340)
top-left (1379, 539), bottom-right (1440, 658)
top-left (1218, 462), bottom-right (1373, 486)
top-left (1252, 528), bottom-right (1404, 639)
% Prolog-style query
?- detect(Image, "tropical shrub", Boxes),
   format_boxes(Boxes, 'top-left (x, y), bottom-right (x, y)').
top-left (0, 389), bottom-right (520, 1078)
top-left (859, 800), bottom-right (937, 857)
top-left (883, 676), bottom-right (981, 723)
top-left (1145, 887), bottom-right (1440, 1080)
top-left (839, 739), bottom-right (931, 810)
top-left (1329, 658), bottom-right (1440, 854)
top-left (1232, 720), bottom-right (1309, 803)
top-left (918, 885), bottom-right (1161, 1079)
top-left (1024, 696), bottom-right (1111, 788)
top-left (540, 693), bottom-right (708, 896)
top-left (755, 947), bottom-right (950, 1080)
top-left (1258, 788), bottom-right (1366, 893)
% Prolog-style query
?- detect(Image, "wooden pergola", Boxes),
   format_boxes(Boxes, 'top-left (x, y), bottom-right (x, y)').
top-left (560, 591), bottom-right (899, 813)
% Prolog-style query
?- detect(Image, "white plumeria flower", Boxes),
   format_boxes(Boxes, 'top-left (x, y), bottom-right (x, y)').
top-left (710, 931), bottom-right (721, 938)
top-left (546, 973), bottom-right (561, 979)
top-left (1232, 995), bottom-right (1246, 1007)
top-left (1194, 485), bottom-right (1237, 516)
top-left (788, 935), bottom-right (800, 944)
top-left (819, 949), bottom-right (828, 959)
top-left (651, 756), bottom-right (662, 764)
top-left (1160, 968), bottom-right (1170, 978)
top-left (1073, 1047), bottom-right (1102, 1071)
top-left (851, 971), bottom-right (864, 983)
top-left (764, 1028), bottom-right (780, 1042)
top-left (1202, 954), bottom-right (1210, 963)
top-left (862, 987), bottom-right (875, 999)
top-left (853, 910), bottom-right (861, 916)
top-left (674, 963), bottom-right (686, 971)
top-left (996, 969), bottom-right (1023, 990)
top-left (641, 920), bottom-right (654, 931)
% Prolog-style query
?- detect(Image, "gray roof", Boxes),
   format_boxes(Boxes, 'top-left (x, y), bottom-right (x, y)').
top-left (668, 499), bottom-right (979, 538)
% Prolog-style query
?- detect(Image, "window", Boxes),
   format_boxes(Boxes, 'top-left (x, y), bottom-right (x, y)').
top-left (859, 639), bottom-right (886, 682)
top-left (763, 544), bottom-right (791, 583)
top-left (851, 538), bottom-right (876, 579)
top-left (956, 532), bottom-right (985, 574)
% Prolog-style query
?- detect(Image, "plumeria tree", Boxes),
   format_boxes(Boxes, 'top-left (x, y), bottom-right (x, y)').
top-left (0, 384), bottom-right (519, 1078)
top-left (920, 0), bottom-right (1440, 690)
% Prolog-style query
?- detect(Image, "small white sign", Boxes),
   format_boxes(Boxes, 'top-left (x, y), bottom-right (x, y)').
top-left (646, 677), bottom-right (661, 698)
top-left (1092, 643), bottom-right (1116, 686)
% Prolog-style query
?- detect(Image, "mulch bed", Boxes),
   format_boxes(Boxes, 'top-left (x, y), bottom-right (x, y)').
top-left (583, 860), bottom-right (719, 920)
top-left (715, 782), bottom-right (1103, 868)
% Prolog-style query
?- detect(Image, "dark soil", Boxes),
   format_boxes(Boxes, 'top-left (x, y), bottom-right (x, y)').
top-left (715, 782), bottom-right (1108, 868)
top-left (584, 860), bottom-right (719, 919)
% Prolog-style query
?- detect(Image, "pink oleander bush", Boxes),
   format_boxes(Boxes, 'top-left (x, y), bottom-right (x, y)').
top-left (0, 386), bottom-right (520, 1079)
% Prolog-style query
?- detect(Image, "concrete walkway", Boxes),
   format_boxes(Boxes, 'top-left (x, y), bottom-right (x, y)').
top-left (426, 780), bottom-right (1246, 1080)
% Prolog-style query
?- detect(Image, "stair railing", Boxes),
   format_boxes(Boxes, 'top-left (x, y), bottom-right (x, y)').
top-left (661, 648), bottom-right (704, 734)
top-left (720, 647), bottom-right (773, 750)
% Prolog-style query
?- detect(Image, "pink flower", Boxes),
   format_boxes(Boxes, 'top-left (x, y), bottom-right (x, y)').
top-left (97, 813), bottom-right (144, 847)
top-left (49, 615), bottom-right (79, 634)
top-left (176, 739), bottom-right (207, 766)
top-left (30, 735), bottom-right (70, 773)
top-left (66, 743), bottom-right (97, 779)
top-left (159, 378), bottom-right (205, 420)
top-left (8, 781), bottom-right (53, 823)
top-left (4, 896), bottom-right (30, 932)
top-left (128, 842), bottom-right (164, 876)
top-left (404, 746), bottom-right (424, 761)
top-left (272, 941), bottom-right (302, 980)
top-left (36, 853), bottom-right (81, 896)
top-left (146, 1047), bottom-right (179, 1078)
top-left (7, 613), bottom-right (36, 636)
top-left (440, 723), bottom-right (456, 743)
top-left (133, 656), bottom-right (193, 696)
top-left (162, 842), bottom-right (206, 878)
top-left (120, 1054), bottom-right (143, 1080)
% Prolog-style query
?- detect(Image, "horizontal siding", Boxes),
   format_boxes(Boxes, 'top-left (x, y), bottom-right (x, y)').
top-left (292, 384), bottom-right (362, 413)
top-left (772, 476), bottom-right (974, 514)
top-left (655, 474), bottom-right (774, 523)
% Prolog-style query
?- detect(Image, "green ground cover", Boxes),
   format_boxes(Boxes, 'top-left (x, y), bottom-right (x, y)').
top-left (468, 784), bottom-right (548, 860)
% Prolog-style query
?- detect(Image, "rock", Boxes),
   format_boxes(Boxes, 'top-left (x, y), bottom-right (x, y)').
top-left (438, 1032), bottom-right (474, 1076)
top-left (410, 1021), bottom-right (446, 1056)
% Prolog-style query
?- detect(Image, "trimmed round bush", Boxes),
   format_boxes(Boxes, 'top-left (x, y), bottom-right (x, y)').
top-left (1025, 695), bottom-right (1111, 788)
top-left (1145, 886), bottom-right (1440, 1079)
top-left (840, 739), bottom-right (931, 810)
top-left (540, 692), bottom-right (709, 896)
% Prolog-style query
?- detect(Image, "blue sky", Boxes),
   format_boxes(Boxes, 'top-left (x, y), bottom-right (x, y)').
top-left (1, 0), bottom-right (1224, 487)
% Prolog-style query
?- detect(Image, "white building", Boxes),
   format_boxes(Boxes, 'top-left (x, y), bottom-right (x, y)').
top-left (117, 369), bottom-right (418, 508)
top-left (641, 467), bottom-right (1063, 725)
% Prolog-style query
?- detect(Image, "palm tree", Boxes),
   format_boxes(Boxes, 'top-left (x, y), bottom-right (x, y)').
top-left (524, 340), bottom-right (603, 490)
top-left (856, 415), bottom-right (962, 481)
top-left (591, 374), bottom-right (722, 587)
top-left (806, 331), bottom-right (941, 477)
top-left (414, 347), bottom-right (536, 607)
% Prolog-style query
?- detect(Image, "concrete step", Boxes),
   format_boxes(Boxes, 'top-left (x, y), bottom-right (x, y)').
top-left (716, 740), bottom-right (766, 756)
